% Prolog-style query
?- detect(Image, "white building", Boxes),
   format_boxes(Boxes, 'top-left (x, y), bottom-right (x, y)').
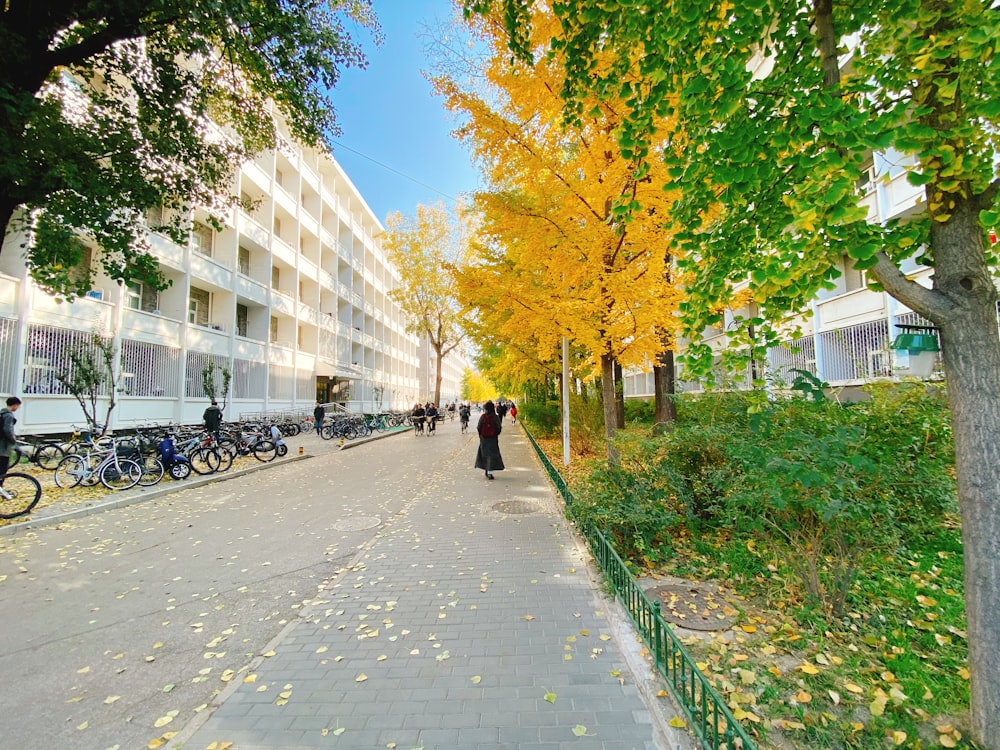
top-left (0, 125), bottom-right (423, 434)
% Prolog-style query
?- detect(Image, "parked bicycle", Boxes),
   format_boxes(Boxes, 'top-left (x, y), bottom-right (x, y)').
top-left (53, 437), bottom-right (143, 491)
top-left (0, 471), bottom-right (42, 519)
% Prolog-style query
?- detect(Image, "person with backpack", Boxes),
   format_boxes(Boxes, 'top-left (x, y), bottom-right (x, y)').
top-left (474, 400), bottom-right (504, 480)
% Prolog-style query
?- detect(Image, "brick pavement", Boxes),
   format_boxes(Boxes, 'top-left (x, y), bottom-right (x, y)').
top-left (171, 424), bottom-right (689, 750)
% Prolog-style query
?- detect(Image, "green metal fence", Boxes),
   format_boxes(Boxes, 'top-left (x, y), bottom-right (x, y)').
top-left (521, 425), bottom-right (759, 750)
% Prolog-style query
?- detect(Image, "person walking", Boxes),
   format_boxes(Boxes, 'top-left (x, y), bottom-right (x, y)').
top-left (0, 396), bottom-right (22, 477)
top-left (313, 401), bottom-right (325, 436)
top-left (509, 403), bottom-right (517, 424)
top-left (426, 403), bottom-right (439, 434)
top-left (474, 400), bottom-right (504, 480)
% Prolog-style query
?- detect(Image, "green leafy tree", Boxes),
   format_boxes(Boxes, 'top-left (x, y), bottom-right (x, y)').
top-left (201, 360), bottom-right (232, 412)
top-left (467, 0), bottom-right (1000, 743)
top-left (1, 1), bottom-right (378, 298)
top-left (55, 333), bottom-right (117, 436)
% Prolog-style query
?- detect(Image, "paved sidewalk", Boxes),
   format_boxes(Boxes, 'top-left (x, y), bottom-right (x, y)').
top-left (170, 424), bottom-right (688, 750)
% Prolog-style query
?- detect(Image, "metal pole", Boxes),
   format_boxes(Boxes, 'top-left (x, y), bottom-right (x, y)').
top-left (562, 336), bottom-right (570, 466)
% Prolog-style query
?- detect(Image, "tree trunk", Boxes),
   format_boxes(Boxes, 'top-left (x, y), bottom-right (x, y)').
top-left (933, 217), bottom-right (1000, 747)
top-left (613, 358), bottom-right (625, 428)
top-left (871, 194), bottom-right (1000, 747)
top-left (654, 348), bottom-right (678, 429)
top-left (600, 353), bottom-right (619, 463)
top-left (433, 345), bottom-right (443, 406)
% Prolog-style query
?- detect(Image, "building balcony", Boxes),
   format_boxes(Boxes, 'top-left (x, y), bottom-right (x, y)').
top-left (238, 213), bottom-right (270, 250)
top-left (234, 337), bottom-right (267, 362)
top-left (120, 308), bottom-right (183, 347)
top-left (0, 274), bottom-right (18, 318)
top-left (300, 162), bottom-right (319, 193)
top-left (297, 302), bottom-right (320, 327)
top-left (242, 160), bottom-right (271, 193)
top-left (271, 289), bottom-right (296, 317)
top-left (190, 252), bottom-right (233, 291)
top-left (320, 227), bottom-right (336, 252)
top-left (299, 256), bottom-right (318, 282)
top-left (236, 274), bottom-right (269, 306)
top-left (272, 236), bottom-right (297, 268)
top-left (321, 185), bottom-right (339, 214)
top-left (149, 232), bottom-right (185, 271)
top-left (815, 288), bottom-right (887, 332)
top-left (187, 324), bottom-right (230, 356)
top-left (28, 285), bottom-right (113, 331)
top-left (269, 342), bottom-right (294, 366)
top-left (299, 208), bottom-right (319, 238)
top-left (318, 268), bottom-right (336, 292)
top-left (274, 183), bottom-right (297, 218)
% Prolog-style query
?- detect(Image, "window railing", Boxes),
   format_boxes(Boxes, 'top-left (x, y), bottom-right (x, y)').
top-left (521, 424), bottom-right (760, 750)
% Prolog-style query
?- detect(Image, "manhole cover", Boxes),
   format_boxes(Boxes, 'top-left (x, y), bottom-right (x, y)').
top-left (333, 516), bottom-right (381, 532)
top-left (645, 584), bottom-right (738, 631)
top-left (492, 500), bottom-right (538, 515)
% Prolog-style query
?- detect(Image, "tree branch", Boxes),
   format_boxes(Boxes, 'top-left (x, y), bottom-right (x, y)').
top-left (868, 251), bottom-right (954, 322)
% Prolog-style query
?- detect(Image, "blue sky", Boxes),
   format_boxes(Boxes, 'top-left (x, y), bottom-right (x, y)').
top-left (328, 1), bottom-right (482, 224)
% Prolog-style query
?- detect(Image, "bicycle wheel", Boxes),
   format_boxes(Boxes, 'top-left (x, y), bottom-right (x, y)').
top-left (100, 458), bottom-right (142, 491)
top-left (54, 454), bottom-right (89, 488)
top-left (35, 442), bottom-right (65, 470)
top-left (190, 448), bottom-right (221, 475)
top-left (137, 455), bottom-right (165, 486)
top-left (215, 447), bottom-right (234, 472)
top-left (276, 443), bottom-right (288, 457)
top-left (252, 439), bottom-right (277, 462)
top-left (321, 424), bottom-right (336, 440)
top-left (0, 472), bottom-right (42, 519)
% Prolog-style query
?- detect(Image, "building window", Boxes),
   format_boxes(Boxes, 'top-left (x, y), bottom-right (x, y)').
top-left (189, 287), bottom-right (211, 326)
top-left (238, 247), bottom-right (251, 276)
top-left (236, 304), bottom-right (249, 338)
top-left (269, 316), bottom-right (278, 343)
top-left (842, 254), bottom-right (865, 293)
top-left (126, 283), bottom-right (142, 310)
top-left (271, 265), bottom-right (280, 289)
top-left (146, 204), bottom-right (165, 228)
top-left (190, 222), bottom-right (213, 257)
top-left (273, 216), bottom-right (282, 237)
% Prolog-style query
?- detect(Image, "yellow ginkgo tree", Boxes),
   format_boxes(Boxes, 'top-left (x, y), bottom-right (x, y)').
top-left (382, 203), bottom-right (468, 407)
top-left (434, 5), bottom-right (686, 451)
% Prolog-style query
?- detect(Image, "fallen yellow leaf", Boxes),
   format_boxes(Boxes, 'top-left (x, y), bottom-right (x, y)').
top-left (668, 717), bottom-right (687, 728)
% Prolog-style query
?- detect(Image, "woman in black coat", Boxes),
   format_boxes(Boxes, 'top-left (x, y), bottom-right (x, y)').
top-left (474, 400), bottom-right (505, 480)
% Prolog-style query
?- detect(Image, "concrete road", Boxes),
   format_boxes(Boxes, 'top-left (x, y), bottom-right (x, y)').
top-left (0, 428), bottom-right (435, 750)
